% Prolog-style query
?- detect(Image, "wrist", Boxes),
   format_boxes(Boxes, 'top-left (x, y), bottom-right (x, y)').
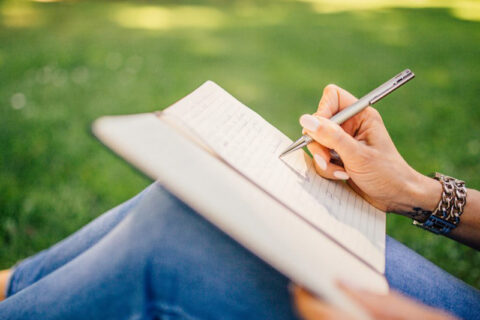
top-left (391, 171), bottom-right (442, 219)
top-left (410, 173), bottom-right (443, 212)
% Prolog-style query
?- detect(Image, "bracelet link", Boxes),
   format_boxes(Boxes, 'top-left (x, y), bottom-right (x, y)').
top-left (413, 173), bottom-right (467, 235)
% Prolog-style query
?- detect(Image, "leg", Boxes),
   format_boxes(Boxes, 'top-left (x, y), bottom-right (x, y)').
top-left (0, 184), bottom-right (299, 320)
top-left (6, 183), bottom-right (477, 319)
top-left (386, 237), bottom-right (480, 320)
top-left (7, 183), bottom-right (155, 296)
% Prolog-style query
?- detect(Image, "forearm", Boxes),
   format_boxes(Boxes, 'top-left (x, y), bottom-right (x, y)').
top-left (448, 188), bottom-right (480, 249)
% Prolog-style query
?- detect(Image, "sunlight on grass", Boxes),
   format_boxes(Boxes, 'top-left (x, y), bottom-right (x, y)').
top-left (452, 2), bottom-right (480, 22)
top-left (111, 5), bottom-right (226, 30)
top-left (296, 0), bottom-right (480, 22)
top-left (1, 2), bottom-right (43, 28)
top-left (351, 11), bottom-right (410, 46)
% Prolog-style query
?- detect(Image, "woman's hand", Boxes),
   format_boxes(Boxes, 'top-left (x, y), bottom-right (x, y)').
top-left (299, 84), bottom-right (441, 215)
top-left (292, 284), bottom-right (457, 320)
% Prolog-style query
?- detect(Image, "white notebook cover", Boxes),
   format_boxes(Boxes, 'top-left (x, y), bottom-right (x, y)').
top-left (92, 82), bottom-right (389, 319)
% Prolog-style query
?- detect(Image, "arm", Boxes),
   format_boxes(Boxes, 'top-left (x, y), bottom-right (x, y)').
top-left (449, 188), bottom-right (480, 248)
top-left (293, 84), bottom-right (472, 319)
top-left (409, 176), bottom-right (480, 249)
top-left (299, 84), bottom-right (480, 248)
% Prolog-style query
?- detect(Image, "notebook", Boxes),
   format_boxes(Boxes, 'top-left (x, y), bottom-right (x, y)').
top-left (92, 81), bottom-right (388, 318)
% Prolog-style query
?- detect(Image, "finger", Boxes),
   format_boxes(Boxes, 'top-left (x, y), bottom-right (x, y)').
top-left (300, 114), bottom-right (360, 161)
top-left (336, 282), bottom-right (386, 314)
top-left (292, 286), bottom-right (356, 320)
top-left (336, 282), bottom-right (402, 320)
top-left (337, 282), bottom-right (457, 320)
top-left (307, 142), bottom-right (350, 180)
top-left (315, 85), bottom-right (367, 137)
top-left (315, 84), bottom-right (358, 119)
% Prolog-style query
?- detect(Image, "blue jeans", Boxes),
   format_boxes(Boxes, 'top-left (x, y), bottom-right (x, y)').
top-left (1, 183), bottom-right (479, 319)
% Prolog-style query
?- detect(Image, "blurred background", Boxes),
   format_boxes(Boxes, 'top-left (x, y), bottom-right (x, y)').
top-left (1, 0), bottom-right (479, 288)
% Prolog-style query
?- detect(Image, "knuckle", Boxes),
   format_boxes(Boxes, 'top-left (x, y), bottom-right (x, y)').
top-left (366, 107), bottom-right (382, 120)
top-left (330, 127), bottom-right (345, 145)
top-left (316, 120), bottom-right (344, 146)
top-left (323, 84), bottom-right (338, 94)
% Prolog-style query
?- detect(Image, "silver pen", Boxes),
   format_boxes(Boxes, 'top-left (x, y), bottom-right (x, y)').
top-left (279, 69), bottom-right (415, 158)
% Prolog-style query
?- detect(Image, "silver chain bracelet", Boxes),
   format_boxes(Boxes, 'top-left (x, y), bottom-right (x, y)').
top-left (413, 173), bottom-right (467, 235)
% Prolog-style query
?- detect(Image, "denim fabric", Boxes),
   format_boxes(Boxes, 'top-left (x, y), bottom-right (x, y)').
top-left (1, 183), bottom-right (479, 319)
top-left (6, 184), bottom-right (151, 297)
top-left (386, 237), bottom-right (480, 318)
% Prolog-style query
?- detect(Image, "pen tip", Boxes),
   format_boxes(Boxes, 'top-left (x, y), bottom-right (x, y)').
top-left (278, 149), bottom-right (293, 159)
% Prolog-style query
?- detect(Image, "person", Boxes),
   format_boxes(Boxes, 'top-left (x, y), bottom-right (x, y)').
top-left (0, 85), bottom-right (479, 320)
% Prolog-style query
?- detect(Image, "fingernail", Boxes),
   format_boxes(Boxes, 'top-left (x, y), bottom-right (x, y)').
top-left (314, 154), bottom-right (327, 170)
top-left (333, 171), bottom-right (349, 180)
top-left (299, 114), bottom-right (320, 132)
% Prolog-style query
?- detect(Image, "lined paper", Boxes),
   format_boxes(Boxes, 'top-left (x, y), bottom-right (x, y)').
top-left (163, 81), bottom-right (385, 272)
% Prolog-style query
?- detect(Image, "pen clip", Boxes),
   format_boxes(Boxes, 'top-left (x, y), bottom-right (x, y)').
top-left (369, 69), bottom-right (415, 105)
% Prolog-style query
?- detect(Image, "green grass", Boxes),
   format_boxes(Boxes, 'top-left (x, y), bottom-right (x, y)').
top-left (1, 0), bottom-right (480, 288)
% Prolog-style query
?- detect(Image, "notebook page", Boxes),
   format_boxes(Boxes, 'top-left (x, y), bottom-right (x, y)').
top-left (163, 81), bottom-right (385, 272)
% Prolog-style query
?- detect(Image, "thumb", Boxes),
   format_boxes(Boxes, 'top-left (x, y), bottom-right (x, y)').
top-left (299, 114), bottom-right (360, 159)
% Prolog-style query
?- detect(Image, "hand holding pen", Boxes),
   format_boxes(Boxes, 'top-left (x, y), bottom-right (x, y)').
top-left (280, 70), bottom-right (441, 215)
top-left (280, 69), bottom-right (414, 158)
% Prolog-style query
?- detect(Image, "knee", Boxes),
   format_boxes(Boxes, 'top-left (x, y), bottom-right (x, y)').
top-left (120, 183), bottom-right (220, 255)
top-left (120, 183), bottom-right (245, 269)
top-left (128, 183), bottom-right (202, 232)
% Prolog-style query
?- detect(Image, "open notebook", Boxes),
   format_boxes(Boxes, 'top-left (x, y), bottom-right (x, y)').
top-left (92, 81), bottom-right (388, 317)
